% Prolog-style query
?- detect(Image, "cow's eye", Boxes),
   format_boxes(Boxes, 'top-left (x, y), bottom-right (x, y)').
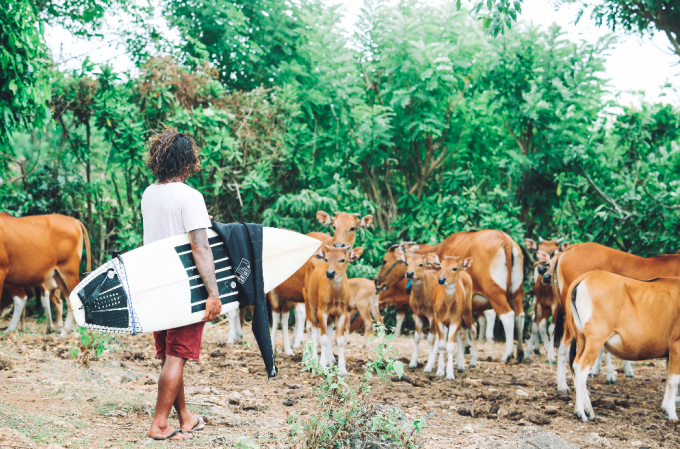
top-left (350, 227), bottom-right (356, 232)
top-left (382, 260), bottom-right (387, 265)
top-left (332, 225), bottom-right (336, 230)
top-left (418, 264), bottom-right (423, 268)
top-left (324, 258), bottom-right (328, 262)
top-left (340, 259), bottom-right (346, 263)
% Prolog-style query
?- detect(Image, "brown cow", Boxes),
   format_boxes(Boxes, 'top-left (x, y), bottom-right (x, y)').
top-left (340, 278), bottom-right (383, 348)
top-left (564, 271), bottom-right (680, 421)
top-left (268, 211), bottom-right (372, 355)
top-left (544, 243), bottom-right (675, 392)
top-left (523, 237), bottom-right (569, 362)
top-left (375, 230), bottom-right (524, 362)
top-left (0, 213), bottom-right (91, 337)
top-left (305, 245), bottom-right (363, 375)
top-left (423, 255), bottom-right (476, 378)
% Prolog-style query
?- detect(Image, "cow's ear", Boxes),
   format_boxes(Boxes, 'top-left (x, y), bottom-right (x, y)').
top-left (316, 211), bottom-right (333, 227)
top-left (313, 247), bottom-right (325, 259)
top-left (388, 244), bottom-right (399, 252)
top-left (395, 248), bottom-right (407, 264)
top-left (560, 242), bottom-right (570, 251)
top-left (537, 250), bottom-right (550, 264)
top-left (360, 215), bottom-right (373, 229)
top-left (463, 257), bottom-right (474, 270)
top-left (350, 247), bottom-right (364, 261)
top-left (427, 252), bottom-right (441, 267)
top-left (524, 238), bottom-right (538, 252)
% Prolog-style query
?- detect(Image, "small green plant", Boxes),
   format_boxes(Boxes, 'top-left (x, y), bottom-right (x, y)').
top-left (288, 324), bottom-right (420, 448)
top-left (241, 340), bottom-right (252, 349)
top-left (236, 436), bottom-right (259, 449)
top-left (70, 327), bottom-right (111, 367)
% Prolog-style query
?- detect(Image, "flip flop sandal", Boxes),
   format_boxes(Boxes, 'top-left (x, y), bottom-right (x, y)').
top-left (152, 429), bottom-right (193, 440)
top-left (188, 414), bottom-right (205, 432)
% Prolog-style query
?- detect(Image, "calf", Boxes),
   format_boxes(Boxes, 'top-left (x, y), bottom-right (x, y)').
top-left (424, 256), bottom-right (476, 379)
top-left (565, 271), bottom-right (680, 421)
top-left (306, 245), bottom-right (363, 376)
top-left (394, 248), bottom-right (439, 368)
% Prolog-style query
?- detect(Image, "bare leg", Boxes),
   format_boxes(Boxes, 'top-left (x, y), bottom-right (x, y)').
top-left (148, 356), bottom-right (193, 440)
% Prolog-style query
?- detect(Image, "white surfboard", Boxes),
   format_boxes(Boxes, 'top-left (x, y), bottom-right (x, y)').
top-left (69, 227), bottom-right (320, 334)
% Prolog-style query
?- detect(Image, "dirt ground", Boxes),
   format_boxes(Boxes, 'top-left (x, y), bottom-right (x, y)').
top-left (1, 316), bottom-right (679, 449)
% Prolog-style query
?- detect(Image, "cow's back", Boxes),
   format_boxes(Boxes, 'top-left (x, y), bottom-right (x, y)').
top-left (0, 214), bottom-right (83, 285)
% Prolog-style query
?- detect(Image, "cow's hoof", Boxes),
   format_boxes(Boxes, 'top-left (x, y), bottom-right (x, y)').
top-left (625, 374), bottom-right (634, 379)
top-left (516, 351), bottom-right (524, 362)
top-left (409, 362), bottom-right (418, 369)
top-left (605, 379), bottom-right (617, 385)
top-left (464, 347), bottom-right (470, 355)
top-left (533, 348), bottom-right (541, 356)
top-left (457, 368), bottom-right (465, 373)
top-left (589, 372), bottom-right (599, 378)
top-left (470, 362), bottom-right (477, 369)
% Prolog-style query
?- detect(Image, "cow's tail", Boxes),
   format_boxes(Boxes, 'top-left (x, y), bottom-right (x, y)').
top-left (565, 278), bottom-right (583, 373)
top-left (502, 233), bottom-right (513, 306)
top-left (78, 220), bottom-right (92, 272)
top-left (552, 253), bottom-right (564, 350)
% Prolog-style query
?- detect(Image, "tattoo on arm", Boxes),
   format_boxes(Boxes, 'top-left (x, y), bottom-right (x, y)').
top-left (189, 228), bottom-right (219, 298)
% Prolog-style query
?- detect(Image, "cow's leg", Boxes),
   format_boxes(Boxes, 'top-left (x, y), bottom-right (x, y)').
top-left (52, 289), bottom-right (64, 333)
top-left (455, 327), bottom-right (465, 374)
top-left (21, 304), bottom-right (26, 332)
top-left (515, 311), bottom-right (525, 362)
top-left (53, 270), bottom-right (79, 338)
top-left (477, 315), bottom-right (487, 342)
top-left (499, 311), bottom-right (516, 362)
top-left (327, 321), bottom-right (336, 364)
top-left (281, 311), bottom-right (294, 356)
top-left (484, 309), bottom-right (497, 342)
top-left (310, 326), bottom-right (320, 360)
top-left (437, 323), bottom-right (448, 377)
top-left (336, 314), bottom-right (348, 376)
top-left (423, 331), bottom-right (440, 374)
top-left (270, 308), bottom-right (280, 351)
top-left (525, 321), bottom-right (538, 358)
top-left (292, 303), bottom-right (306, 349)
top-left (623, 360), bottom-right (635, 378)
top-left (590, 348), bottom-right (604, 377)
top-left (604, 349), bottom-right (617, 384)
top-left (394, 310), bottom-right (406, 337)
top-left (662, 345), bottom-right (680, 420)
top-left (557, 339), bottom-right (570, 393)
top-left (409, 316), bottom-right (423, 368)
top-left (426, 317), bottom-right (435, 357)
top-left (538, 318), bottom-right (554, 363)
top-left (227, 309), bottom-right (239, 344)
top-left (467, 326), bottom-right (478, 368)
top-left (41, 290), bottom-right (55, 334)
top-left (369, 292), bottom-right (382, 325)
top-left (5, 294), bottom-right (27, 333)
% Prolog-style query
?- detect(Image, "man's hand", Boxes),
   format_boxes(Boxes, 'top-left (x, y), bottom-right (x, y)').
top-left (202, 296), bottom-right (222, 322)
top-left (188, 228), bottom-right (221, 322)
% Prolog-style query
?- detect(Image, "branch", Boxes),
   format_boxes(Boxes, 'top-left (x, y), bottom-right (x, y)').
top-left (580, 168), bottom-right (634, 218)
top-left (505, 120), bottom-right (526, 154)
top-left (641, 180), bottom-right (680, 210)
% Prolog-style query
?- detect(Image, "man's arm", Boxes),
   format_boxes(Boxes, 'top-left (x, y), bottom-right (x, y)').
top-left (188, 228), bottom-right (222, 322)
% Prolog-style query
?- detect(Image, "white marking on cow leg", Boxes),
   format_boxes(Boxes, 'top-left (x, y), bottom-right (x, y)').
top-left (5, 296), bottom-right (27, 333)
top-left (327, 321), bottom-right (336, 364)
top-left (319, 333), bottom-right (330, 368)
top-left (584, 383), bottom-right (595, 421)
top-left (511, 245), bottom-right (523, 292)
top-left (604, 349), bottom-right (617, 384)
top-left (662, 374), bottom-right (680, 420)
top-left (270, 311), bottom-right (280, 350)
top-left (538, 319), bottom-right (554, 363)
top-left (395, 312), bottom-right (405, 337)
top-left (573, 363), bottom-right (591, 422)
top-left (40, 291), bottom-right (55, 334)
top-left (572, 282), bottom-right (593, 332)
top-left (484, 309), bottom-right (497, 342)
top-left (468, 327), bottom-right (478, 368)
top-left (499, 311), bottom-right (515, 362)
top-left (337, 335), bottom-right (348, 376)
top-left (310, 327), bottom-right (320, 359)
top-left (281, 311), bottom-right (294, 356)
top-left (477, 315), bottom-right (486, 342)
top-left (409, 316), bottom-right (423, 369)
top-left (624, 361), bottom-right (635, 378)
top-left (557, 339), bottom-right (570, 393)
top-left (427, 329), bottom-right (434, 355)
top-left (227, 309), bottom-right (239, 344)
top-left (423, 333), bottom-right (439, 373)
top-left (489, 246), bottom-right (508, 289)
top-left (455, 327), bottom-right (465, 374)
top-left (525, 321), bottom-right (538, 358)
top-left (306, 319), bottom-right (312, 335)
top-left (292, 303), bottom-right (306, 349)
top-left (515, 312), bottom-right (525, 361)
top-left (590, 347), bottom-right (604, 377)
top-left (446, 328), bottom-right (459, 380)
top-left (436, 324), bottom-right (447, 377)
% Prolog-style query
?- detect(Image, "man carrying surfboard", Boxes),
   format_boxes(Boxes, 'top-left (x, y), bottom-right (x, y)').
top-left (143, 130), bottom-right (220, 441)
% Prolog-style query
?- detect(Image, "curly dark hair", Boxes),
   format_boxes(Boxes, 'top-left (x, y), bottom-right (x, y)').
top-left (146, 129), bottom-right (201, 182)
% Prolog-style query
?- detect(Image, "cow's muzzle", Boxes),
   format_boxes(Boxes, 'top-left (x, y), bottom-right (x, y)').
top-left (438, 277), bottom-right (446, 285)
top-left (326, 269), bottom-right (336, 280)
top-left (542, 272), bottom-right (552, 285)
top-left (537, 265), bottom-right (548, 276)
top-left (405, 271), bottom-right (414, 279)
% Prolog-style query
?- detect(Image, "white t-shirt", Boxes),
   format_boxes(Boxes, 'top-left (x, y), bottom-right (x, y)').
top-left (141, 182), bottom-right (212, 245)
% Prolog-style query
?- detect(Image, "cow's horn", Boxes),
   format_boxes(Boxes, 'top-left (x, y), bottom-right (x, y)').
top-left (538, 236), bottom-right (544, 243)
top-left (353, 213), bottom-right (361, 218)
top-left (333, 211), bottom-right (341, 215)
top-left (556, 237), bottom-right (565, 244)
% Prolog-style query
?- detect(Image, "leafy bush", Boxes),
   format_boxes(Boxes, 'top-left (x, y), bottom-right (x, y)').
top-left (289, 325), bottom-right (421, 449)
top-left (70, 327), bottom-right (110, 367)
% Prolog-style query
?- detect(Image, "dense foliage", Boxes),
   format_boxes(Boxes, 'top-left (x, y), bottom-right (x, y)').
top-left (1, 0), bottom-right (679, 281)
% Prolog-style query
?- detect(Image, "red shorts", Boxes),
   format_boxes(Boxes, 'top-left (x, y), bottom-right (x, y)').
top-left (154, 321), bottom-right (205, 360)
